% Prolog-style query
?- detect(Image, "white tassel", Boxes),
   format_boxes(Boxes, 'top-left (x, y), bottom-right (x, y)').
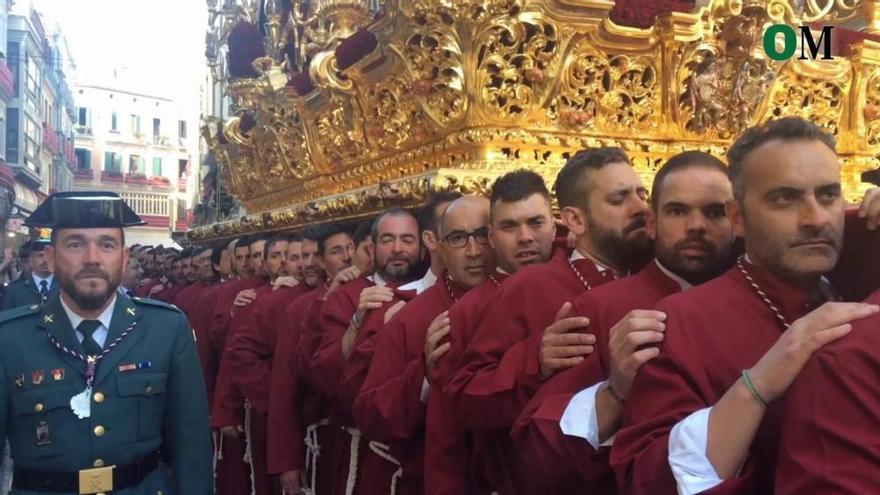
top-left (303, 418), bottom-right (330, 495)
top-left (367, 441), bottom-right (403, 495)
top-left (244, 400), bottom-right (257, 495)
top-left (343, 427), bottom-right (362, 495)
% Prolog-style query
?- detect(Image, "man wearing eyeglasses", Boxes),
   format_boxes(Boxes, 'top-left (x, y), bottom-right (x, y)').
top-left (353, 195), bottom-right (496, 494)
top-left (445, 148), bottom-right (654, 495)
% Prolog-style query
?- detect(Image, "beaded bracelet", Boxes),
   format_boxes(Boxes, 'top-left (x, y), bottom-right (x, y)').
top-left (741, 369), bottom-right (768, 408)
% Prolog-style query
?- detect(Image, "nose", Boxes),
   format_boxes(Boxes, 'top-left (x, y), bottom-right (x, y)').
top-left (629, 193), bottom-right (649, 217)
top-left (799, 195), bottom-right (833, 230)
top-left (464, 236), bottom-right (480, 256)
top-left (517, 224), bottom-right (535, 245)
top-left (84, 241), bottom-right (102, 264)
top-left (686, 210), bottom-right (708, 234)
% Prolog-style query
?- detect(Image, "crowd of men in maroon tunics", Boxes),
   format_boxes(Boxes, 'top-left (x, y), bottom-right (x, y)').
top-left (131, 116), bottom-right (880, 495)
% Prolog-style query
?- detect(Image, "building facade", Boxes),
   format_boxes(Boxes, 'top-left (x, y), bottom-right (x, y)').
top-left (4, 2), bottom-right (76, 251)
top-left (73, 76), bottom-right (199, 246)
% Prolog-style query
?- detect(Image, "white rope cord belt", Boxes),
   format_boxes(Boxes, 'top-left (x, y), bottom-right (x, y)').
top-left (368, 440), bottom-right (403, 495)
top-left (244, 400), bottom-right (257, 495)
top-left (343, 427), bottom-right (362, 495)
top-left (303, 418), bottom-right (331, 495)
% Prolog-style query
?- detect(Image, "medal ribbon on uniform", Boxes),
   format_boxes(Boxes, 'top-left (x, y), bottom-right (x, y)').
top-left (46, 321), bottom-right (139, 419)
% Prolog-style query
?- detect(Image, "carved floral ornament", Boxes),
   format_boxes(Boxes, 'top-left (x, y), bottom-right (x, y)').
top-left (192, 0), bottom-right (880, 242)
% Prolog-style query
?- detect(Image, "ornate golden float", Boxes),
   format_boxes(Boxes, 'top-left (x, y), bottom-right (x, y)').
top-left (193, 0), bottom-right (880, 242)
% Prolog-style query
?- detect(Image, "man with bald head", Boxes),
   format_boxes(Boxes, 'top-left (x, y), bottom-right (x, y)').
top-left (353, 195), bottom-right (496, 494)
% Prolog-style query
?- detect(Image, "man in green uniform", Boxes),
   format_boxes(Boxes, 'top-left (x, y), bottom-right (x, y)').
top-left (0, 191), bottom-right (213, 494)
top-left (1, 240), bottom-right (58, 310)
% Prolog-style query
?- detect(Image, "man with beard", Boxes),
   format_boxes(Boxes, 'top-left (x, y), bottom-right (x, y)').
top-left (187, 236), bottom-right (252, 495)
top-left (0, 191), bottom-right (212, 494)
top-left (311, 208), bottom-right (421, 495)
top-left (268, 226), bottom-right (355, 495)
top-left (426, 169), bottom-right (557, 494)
top-left (446, 147), bottom-right (652, 495)
top-left (225, 235), bottom-right (310, 495)
top-left (133, 248), bottom-right (162, 298)
top-left (173, 246), bottom-right (215, 314)
top-left (150, 256), bottom-right (183, 303)
top-left (1, 239), bottom-right (58, 310)
top-left (213, 234), bottom-right (291, 495)
top-left (511, 151), bottom-right (736, 493)
top-left (353, 195), bottom-right (496, 494)
top-left (612, 117), bottom-right (880, 495)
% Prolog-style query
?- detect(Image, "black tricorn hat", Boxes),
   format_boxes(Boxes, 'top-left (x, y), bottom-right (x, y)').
top-left (25, 191), bottom-right (145, 229)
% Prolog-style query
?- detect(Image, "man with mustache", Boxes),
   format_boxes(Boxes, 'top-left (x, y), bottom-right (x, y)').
top-left (311, 208), bottom-right (422, 495)
top-left (446, 147), bottom-right (652, 495)
top-left (224, 234), bottom-right (312, 495)
top-left (425, 169), bottom-right (557, 494)
top-left (1, 239), bottom-right (58, 310)
top-left (353, 195), bottom-right (496, 494)
top-left (612, 117), bottom-right (880, 495)
top-left (213, 234), bottom-right (295, 495)
top-left (0, 191), bottom-right (212, 494)
top-left (133, 248), bottom-right (162, 298)
top-left (511, 151), bottom-right (736, 492)
top-left (186, 236), bottom-right (253, 495)
top-left (268, 226), bottom-right (357, 495)
top-left (173, 246), bottom-right (215, 314)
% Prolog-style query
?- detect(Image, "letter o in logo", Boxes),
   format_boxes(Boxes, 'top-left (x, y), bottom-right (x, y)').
top-left (764, 24), bottom-right (797, 61)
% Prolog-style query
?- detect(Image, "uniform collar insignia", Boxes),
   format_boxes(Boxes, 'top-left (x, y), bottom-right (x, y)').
top-left (43, 314), bottom-right (54, 324)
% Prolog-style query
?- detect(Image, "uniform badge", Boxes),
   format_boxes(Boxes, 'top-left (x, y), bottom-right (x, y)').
top-left (51, 368), bottom-right (65, 381)
top-left (15, 374), bottom-right (24, 387)
top-left (126, 307), bottom-right (136, 316)
top-left (36, 421), bottom-right (51, 445)
top-left (31, 370), bottom-right (44, 385)
top-left (42, 314), bottom-right (54, 324)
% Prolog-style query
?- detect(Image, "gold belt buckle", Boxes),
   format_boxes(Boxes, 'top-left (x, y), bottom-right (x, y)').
top-left (78, 465), bottom-right (114, 494)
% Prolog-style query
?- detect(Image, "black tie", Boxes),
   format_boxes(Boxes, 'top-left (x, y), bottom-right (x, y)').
top-left (78, 320), bottom-right (103, 357)
top-left (39, 280), bottom-right (49, 300)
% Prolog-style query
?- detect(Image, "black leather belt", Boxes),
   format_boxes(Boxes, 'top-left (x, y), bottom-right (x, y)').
top-left (12, 450), bottom-right (161, 494)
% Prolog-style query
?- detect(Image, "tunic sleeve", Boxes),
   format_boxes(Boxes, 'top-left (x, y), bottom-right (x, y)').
top-left (267, 302), bottom-right (305, 475)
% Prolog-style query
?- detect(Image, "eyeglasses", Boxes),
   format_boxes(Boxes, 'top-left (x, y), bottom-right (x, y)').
top-left (443, 229), bottom-right (490, 248)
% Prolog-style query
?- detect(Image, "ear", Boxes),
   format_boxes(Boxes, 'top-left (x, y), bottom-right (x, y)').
top-left (727, 199), bottom-right (746, 238)
top-left (422, 230), bottom-right (439, 252)
top-left (646, 208), bottom-right (658, 240)
top-left (560, 206), bottom-right (588, 237)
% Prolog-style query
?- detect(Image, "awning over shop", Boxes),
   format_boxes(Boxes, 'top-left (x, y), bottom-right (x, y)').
top-left (0, 162), bottom-right (14, 191)
top-left (13, 181), bottom-right (39, 214)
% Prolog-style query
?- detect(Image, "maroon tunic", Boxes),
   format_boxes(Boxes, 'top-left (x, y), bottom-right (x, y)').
top-left (427, 273), bottom-right (507, 495)
top-left (446, 248), bottom-right (617, 494)
top-left (353, 277), bottom-right (468, 495)
top-left (611, 262), bottom-right (828, 495)
top-left (774, 289), bottom-right (880, 495)
top-left (511, 261), bottom-right (682, 492)
top-left (267, 286), bottom-right (327, 475)
top-left (173, 281), bottom-right (209, 315)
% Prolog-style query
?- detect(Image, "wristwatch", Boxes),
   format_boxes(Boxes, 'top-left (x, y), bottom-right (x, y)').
top-left (351, 311), bottom-right (363, 330)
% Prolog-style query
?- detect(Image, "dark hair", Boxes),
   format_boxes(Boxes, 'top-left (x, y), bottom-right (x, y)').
top-left (288, 233), bottom-right (304, 243)
top-left (418, 191), bottom-right (463, 234)
top-left (18, 246), bottom-right (30, 260)
top-left (248, 233), bottom-right (271, 251)
top-left (169, 255), bottom-right (182, 264)
top-left (651, 151), bottom-right (728, 210)
top-left (180, 247), bottom-right (193, 259)
top-left (490, 169), bottom-right (551, 218)
top-left (263, 234), bottom-right (290, 258)
top-left (235, 235), bottom-right (252, 249)
top-left (315, 224), bottom-right (352, 256)
top-left (554, 147), bottom-right (631, 210)
top-left (727, 117), bottom-right (836, 202)
top-left (353, 220), bottom-right (372, 246)
top-left (210, 240), bottom-right (227, 271)
top-left (371, 207), bottom-right (416, 245)
top-left (301, 226), bottom-right (323, 242)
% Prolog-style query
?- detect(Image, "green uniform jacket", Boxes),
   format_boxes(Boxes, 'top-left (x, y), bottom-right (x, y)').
top-left (0, 294), bottom-right (213, 494)
top-left (1, 277), bottom-right (59, 311)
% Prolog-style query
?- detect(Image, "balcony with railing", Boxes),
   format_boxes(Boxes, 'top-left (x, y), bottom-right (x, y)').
top-left (43, 123), bottom-right (60, 154)
top-left (0, 59), bottom-right (14, 102)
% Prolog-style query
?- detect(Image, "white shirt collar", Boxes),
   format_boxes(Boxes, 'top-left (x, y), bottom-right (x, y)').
top-left (570, 249), bottom-right (609, 273)
top-left (60, 294), bottom-right (117, 331)
top-left (654, 259), bottom-right (693, 291)
top-left (33, 273), bottom-right (54, 288)
top-left (399, 268), bottom-right (439, 295)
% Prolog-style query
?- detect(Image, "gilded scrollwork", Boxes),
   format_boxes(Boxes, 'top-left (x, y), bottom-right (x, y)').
top-left (548, 39), bottom-right (658, 133)
top-left (193, 0), bottom-right (880, 242)
top-left (474, 10), bottom-right (559, 120)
